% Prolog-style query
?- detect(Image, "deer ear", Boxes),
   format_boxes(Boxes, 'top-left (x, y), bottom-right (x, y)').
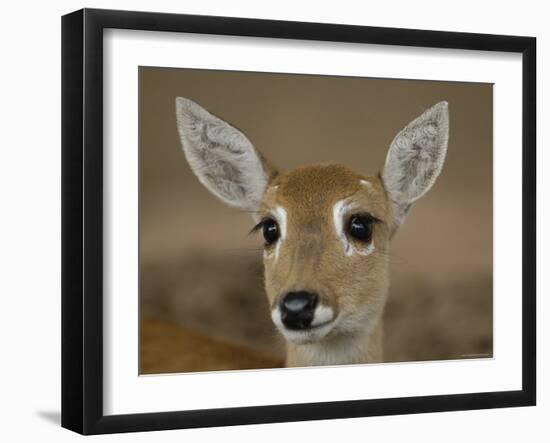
top-left (175, 97), bottom-right (276, 212)
top-left (382, 101), bottom-right (449, 229)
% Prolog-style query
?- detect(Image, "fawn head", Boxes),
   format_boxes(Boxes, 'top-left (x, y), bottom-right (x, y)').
top-left (175, 98), bottom-right (449, 346)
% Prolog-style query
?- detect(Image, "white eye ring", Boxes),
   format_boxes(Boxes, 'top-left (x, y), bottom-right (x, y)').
top-left (262, 206), bottom-right (287, 261)
top-left (333, 200), bottom-right (376, 257)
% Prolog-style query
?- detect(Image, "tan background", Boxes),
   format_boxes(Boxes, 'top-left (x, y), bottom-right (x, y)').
top-left (139, 67), bottom-right (493, 373)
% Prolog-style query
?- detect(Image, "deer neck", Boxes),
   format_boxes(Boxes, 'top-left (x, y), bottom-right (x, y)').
top-left (284, 318), bottom-right (384, 367)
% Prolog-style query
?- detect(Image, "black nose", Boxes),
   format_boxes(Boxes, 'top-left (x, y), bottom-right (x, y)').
top-left (280, 291), bottom-right (318, 330)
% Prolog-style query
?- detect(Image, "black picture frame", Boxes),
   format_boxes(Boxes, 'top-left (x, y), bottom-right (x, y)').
top-left (61, 8), bottom-right (536, 435)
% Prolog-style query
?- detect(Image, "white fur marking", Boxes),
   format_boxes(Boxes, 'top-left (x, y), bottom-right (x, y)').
top-left (271, 308), bottom-right (284, 330)
top-left (359, 179), bottom-right (373, 190)
top-left (311, 305), bottom-right (334, 327)
top-left (271, 307), bottom-right (336, 345)
top-left (274, 206), bottom-right (287, 241)
top-left (333, 200), bottom-right (353, 256)
top-left (264, 206), bottom-right (287, 261)
top-left (358, 241), bottom-right (375, 257)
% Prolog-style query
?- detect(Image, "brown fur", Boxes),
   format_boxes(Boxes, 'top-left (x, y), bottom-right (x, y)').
top-left (260, 164), bottom-right (393, 366)
top-left (141, 318), bottom-right (283, 373)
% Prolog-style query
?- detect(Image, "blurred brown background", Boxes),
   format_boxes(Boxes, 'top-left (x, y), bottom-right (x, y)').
top-left (139, 67), bottom-right (493, 374)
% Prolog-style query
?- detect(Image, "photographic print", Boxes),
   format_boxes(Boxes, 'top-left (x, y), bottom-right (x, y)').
top-left (62, 9), bottom-right (535, 433)
top-left (139, 68), bottom-right (493, 374)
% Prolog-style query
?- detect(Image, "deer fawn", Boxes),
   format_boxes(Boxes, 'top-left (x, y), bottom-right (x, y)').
top-left (175, 97), bottom-right (449, 367)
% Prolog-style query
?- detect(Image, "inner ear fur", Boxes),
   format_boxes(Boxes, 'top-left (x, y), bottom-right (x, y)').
top-left (381, 101), bottom-right (449, 230)
top-left (175, 97), bottom-right (277, 212)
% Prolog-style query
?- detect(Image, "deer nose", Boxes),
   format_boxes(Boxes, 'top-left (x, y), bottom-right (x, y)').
top-left (280, 291), bottom-right (319, 330)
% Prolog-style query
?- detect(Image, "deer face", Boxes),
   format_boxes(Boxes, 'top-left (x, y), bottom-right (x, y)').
top-left (176, 98), bottom-right (449, 346)
top-left (257, 165), bottom-right (392, 345)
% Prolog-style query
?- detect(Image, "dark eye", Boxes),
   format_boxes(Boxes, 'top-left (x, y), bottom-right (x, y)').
top-left (262, 218), bottom-right (280, 245)
top-left (348, 215), bottom-right (373, 242)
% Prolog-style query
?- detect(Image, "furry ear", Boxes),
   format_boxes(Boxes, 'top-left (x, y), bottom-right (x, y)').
top-left (382, 101), bottom-right (449, 230)
top-left (175, 97), bottom-right (275, 212)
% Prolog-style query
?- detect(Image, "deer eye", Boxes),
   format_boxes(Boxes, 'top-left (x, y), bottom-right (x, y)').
top-left (262, 218), bottom-right (280, 245)
top-left (348, 215), bottom-right (373, 243)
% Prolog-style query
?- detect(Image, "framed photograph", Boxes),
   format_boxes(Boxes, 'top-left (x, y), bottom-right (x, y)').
top-left (61, 8), bottom-right (536, 435)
